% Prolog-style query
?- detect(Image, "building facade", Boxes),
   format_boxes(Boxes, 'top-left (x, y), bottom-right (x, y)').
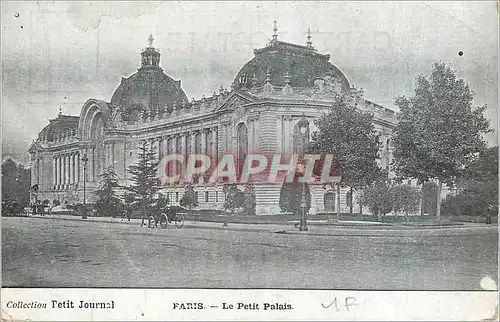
top-left (28, 30), bottom-right (397, 215)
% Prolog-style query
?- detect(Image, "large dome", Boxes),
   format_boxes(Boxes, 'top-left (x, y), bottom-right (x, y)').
top-left (111, 69), bottom-right (188, 110)
top-left (111, 41), bottom-right (188, 116)
top-left (233, 40), bottom-right (350, 91)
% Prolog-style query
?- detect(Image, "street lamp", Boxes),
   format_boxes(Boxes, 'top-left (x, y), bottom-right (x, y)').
top-left (297, 113), bottom-right (310, 232)
top-left (81, 154), bottom-right (89, 206)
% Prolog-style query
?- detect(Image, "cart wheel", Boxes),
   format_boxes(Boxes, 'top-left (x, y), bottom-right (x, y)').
top-left (159, 213), bottom-right (168, 228)
top-left (148, 215), bottom-right (156, 228)
top-left (23, 209), bottom-right (30, 217)
top-left (174, 213), bottom-right (185, 229)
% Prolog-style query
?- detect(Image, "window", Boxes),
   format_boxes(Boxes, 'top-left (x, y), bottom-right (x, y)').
top-left (129, 152), bottom-right (132, 157)
top-left (205, 191), bottom-right (209, 203)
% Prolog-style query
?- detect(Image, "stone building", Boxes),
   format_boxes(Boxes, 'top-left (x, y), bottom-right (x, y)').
top-left (28, 27), bottom-right (397, 215)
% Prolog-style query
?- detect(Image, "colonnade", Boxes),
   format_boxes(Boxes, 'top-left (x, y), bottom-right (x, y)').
top-left (143, 126), bottom-right (219, 161)
top-left (52, 147), bottom-right (97, 190)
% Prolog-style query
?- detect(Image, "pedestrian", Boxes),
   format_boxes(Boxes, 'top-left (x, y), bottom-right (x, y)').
top-left (486, 205), bottom-right (493, 225)
top-left (32, 202), bottom-right (37, 216)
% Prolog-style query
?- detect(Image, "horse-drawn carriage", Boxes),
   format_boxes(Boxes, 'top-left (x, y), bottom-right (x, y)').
top-left (140, 205), bottom-right (185, 229)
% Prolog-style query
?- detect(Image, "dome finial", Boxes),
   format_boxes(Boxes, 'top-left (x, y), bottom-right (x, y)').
top-left (307, 28), bottom-right (313, 48)
top-left (272, 21), bottom-right (278, 43)
top-left (148, 34), bottom-right (154, 47)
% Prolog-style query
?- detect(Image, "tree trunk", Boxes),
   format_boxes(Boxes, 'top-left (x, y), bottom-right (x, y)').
top-left (336, 184), bottom-right (341, 221)
top-left (349, 187), bottom-right (353, 216)
top-left (419, 183), bottom-right (424, 216)
top-left (436, 179), bottom-right (442, 220)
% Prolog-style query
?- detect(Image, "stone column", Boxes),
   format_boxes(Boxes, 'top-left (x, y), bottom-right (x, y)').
top-left (212, 127), bottom-right (218, 160)
top-left (56, 156), bottom-right (60, 188)
top-left (180, 133), bottom-right (186, 158)
top-left (62, 155), bottom-right (66, 187)
top-left (201, 129), bottom-right (207, 155)
top-left (190, 131), bottom-right (196, 154)
top-left (75, 152), bottom-right (81, 183)
top-left (67, 154), bottom-right (71, 185)
top-left (69, 153), bottom-right (73, 185)
top-left (158, 137), bottom-right (164, 161)
top-left (90, 148), bottom-right (94, 182)
top-left (53, 157), bottom-right (57, 188)
top-left (60, 156), bottom-right (63, 187)
top-left (72, 153), bottom-right (77, 184)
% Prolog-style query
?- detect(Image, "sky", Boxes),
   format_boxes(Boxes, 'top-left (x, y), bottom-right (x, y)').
top-left (2, 1), bottom-right (498, 165)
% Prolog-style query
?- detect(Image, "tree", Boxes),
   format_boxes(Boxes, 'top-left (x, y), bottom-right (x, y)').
top-left (2, 158), bottom-right (31, 206)
top-left (242, 180), bottom-right (256, 216)
top-left (308, 92), bottom-right (382, 217)
top-left (392, 63), bottom-right (491, 219)
top-left (359, 176), bottom-right (392, 220)
top-left (279, 181), bottom-right (311, 215)
top-left (179, 183), bottom-right (198, 211)
top-left (390, 184), bottom-right (421, 220)
top-left (442, 146), bottom-right (498, 218)
top-left (223, 184), bottom-right (244, 215)
top-left (94, 166), bottom-right (122, 216)
top-left (126, 142), bottom-right (162, 217)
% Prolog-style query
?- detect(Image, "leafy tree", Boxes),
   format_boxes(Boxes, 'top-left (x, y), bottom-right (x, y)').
top-left (308, 93), bottom-right (382, 217)
top-left (360, 177), bottom-right (392, 220)
top-left (94, 166), bottom-right (122, 216)
top-left (392, 63), bottom-right (491, 219)
top-left (223, 184), bottom-right (244, 215)
top-left (125, 141), bottom-right (162, 217)
top-left (390, 184), bottom-right (421, 219)
top-left (279, 181), bottom-right (311, 215)
top-left (2, 158), bottom-right (31, 206)
top-left (242, 180), bottom-right (257, 216)
top-left (442, 146), bottom-right (498, 218)
top-left (179, 183), bottom-right (198, 211)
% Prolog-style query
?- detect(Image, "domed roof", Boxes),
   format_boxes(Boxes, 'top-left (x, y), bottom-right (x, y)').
top-left (38, 114), bottom-right (79, 141)
top-left (111, 69), bottom-right (188, 111)
top-left (233, 40), bottom-right (350, 91)
top-left (111, 37), bottom-right (188, 115)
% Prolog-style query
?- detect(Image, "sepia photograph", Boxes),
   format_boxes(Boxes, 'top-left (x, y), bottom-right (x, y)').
top-left (1, 2), bottom-right (498, 317)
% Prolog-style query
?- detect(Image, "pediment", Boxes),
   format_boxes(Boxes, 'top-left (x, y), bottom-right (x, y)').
top-left (214, 90), bottom-right (256, 113)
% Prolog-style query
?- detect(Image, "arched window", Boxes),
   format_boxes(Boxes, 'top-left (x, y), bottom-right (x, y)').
top-left (292, 122), bottom-right (310, 155)
top-left (195, 132), bottom-right (202, 154)
top-left (324, 190), bottom-right (336, 213)
top-left (237, 123), bottom-right (248, 161)
top-left (236, 123), bottom-right (248, 178)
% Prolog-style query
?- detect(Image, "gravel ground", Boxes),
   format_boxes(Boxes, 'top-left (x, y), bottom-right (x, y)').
top-left (2, 216), bottom-right (497, 290)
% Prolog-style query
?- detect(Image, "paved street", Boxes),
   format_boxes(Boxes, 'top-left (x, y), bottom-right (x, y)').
top-left (2, 216), bottom-right (497, 290)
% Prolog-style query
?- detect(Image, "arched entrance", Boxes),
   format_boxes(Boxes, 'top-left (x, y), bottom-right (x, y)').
top-left (324, 190), bottom-right (336, 213)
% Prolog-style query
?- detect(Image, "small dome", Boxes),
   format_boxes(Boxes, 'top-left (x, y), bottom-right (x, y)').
top-left (39, 115), bottom-right (79, 141)
top-left (233, 41), bottom-right (350, 91)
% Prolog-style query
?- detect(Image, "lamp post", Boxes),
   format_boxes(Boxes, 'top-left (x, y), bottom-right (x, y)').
top-left (297, 114), bottom-right (310, 232)
top-left (81, 154), bottom-right (88, 206)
